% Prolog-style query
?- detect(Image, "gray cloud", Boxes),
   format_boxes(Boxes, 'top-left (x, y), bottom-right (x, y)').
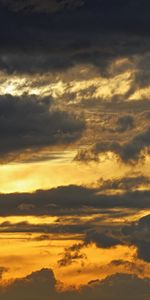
top-left (85, 231), bottom-right (122, 249)
top-left (0, 36), bottom-right (149, 76)
top-left (76, 126), bottom-right (150, 163)
top-left (98, 175), bottom-right (150, 191)
top-left (0, 95), bottom-right (84, 161)
top-left (0, 221), bottom-right (90, 235)
top-left (1, 0), bottom-right (150, 84)
top-left (0, 181), bottom-right (149, 217)
top-left (0, 181), bottom-right (150, 262)
top-left (122, 214), bottom-right (150, 262)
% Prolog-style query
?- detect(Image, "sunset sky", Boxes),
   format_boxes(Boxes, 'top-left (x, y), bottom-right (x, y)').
top-left (0, 0), bottom-right (150, 299)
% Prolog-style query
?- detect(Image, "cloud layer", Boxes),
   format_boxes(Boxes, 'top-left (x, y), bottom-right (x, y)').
top-left (0, 95), bottom-right (84, 161)
top-left (0, 268), bottom-right (150, 300)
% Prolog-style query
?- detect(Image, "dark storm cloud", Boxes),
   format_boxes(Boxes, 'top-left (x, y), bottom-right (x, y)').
top-left (87, 213), bottom-right (150, 263)
top-left (98, 175), bottom-right (150, 191)
top-left (0, 35), bottom-right (150, 77)
top-left (84, 231), bottom-right (122, 249)
top-left (0, 178), bottom-right (150, 217)
top-left (0, 95), bottom-right (84, 160)
top-left (76, 125), bottom-right (150, 163)
top-left (84, 212), bottom-right (150, 263)
top-left (2, 0), bottom-right (150, 33)
top-left (0, 268), bottom-right (150, 300)
top-left (1, 0), bottom-right (150, 75)
top-left (0, 185), bottom-right (96, 217)
top-left (122, 214), bottom-right (150, 262)
top-left (85, 212), bottom-right (150, 263)
top-left (0, 35), bottom-right (141, 75)
top-left (69, 212), bottom-right (150, 263)
top-left (0, 181), bottom-right (150, 262)
top-left (0, 221), bottom-right (90, 235)
top-left (55, 211), bottom-right (150, 263)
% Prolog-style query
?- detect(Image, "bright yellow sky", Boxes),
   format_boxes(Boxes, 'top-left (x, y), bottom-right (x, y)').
top-left (0, 153), bottom-right (131, 193)
top-left (0, 234), bottom-right (141, 287)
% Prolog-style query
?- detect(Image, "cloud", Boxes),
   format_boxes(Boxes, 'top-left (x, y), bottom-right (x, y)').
top-left (0, 268), bottom-right (57, 300)
top-left (0, 175), bottom-right (149, 259)
top-left (58, 242), bottom-right (86, 267)
top-left (83, 212), bottom-right (150, 263)
top-left (0, 221), bottom-right (90, 235)
top-left (0, 268), bottom-right (150, 300)
top-left (32, 234), bottom-right (51, 241)
top-left (0, 177), bottom-right (149, 262)
top-left (122, 214), bottom-right (150, 262)
top-left (76, 126), bottom-right (150, 163)
top-left (82, 212), bottom-right (150, 263)
top-left (0, 35), bottom-right (148, 76)
top-left (110, 260), bottom-right (145, 276)
top-left (1, 2), bottom-right (150, 298)
top-left (115, 115), bottom-right (135, 132)
top-left (0, 95), bottom-right (84, 161)
top-left (1, 0), bottom-right (150, 76)
top-left (83, 273), bottom-right (150, 300)
top-left (85, 231), bottom-right (122, 249)
top-left (98, 175), bottom-right (150, 191)
top-left (0, 180), bottom-right (149, 217)
top-left (0, 0), bottom-right (84, 13)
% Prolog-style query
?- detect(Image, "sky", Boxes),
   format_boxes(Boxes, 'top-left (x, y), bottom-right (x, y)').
top-left (0, 0), bottom-right (150, 299)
